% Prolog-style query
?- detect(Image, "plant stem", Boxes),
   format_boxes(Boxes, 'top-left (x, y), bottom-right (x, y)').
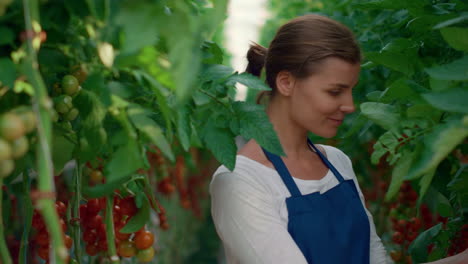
top-left (71, 161), bottom-right (83, 264)
top-left (22, 0), bottom-right (66, 263)
top-left (0, 178), bottom-right (13, 264)
top-left (105, 195), bottom-right (119, 263)
top-left (19, 168), bottom-right (33, 264)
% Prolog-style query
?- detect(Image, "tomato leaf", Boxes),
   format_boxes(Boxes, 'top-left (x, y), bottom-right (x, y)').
top-left (201, 122), bottom-right (237, 171)
top-left (105, 138), bottom-right (144, 182)
top-left (440, 27), bottom-right (468, 52)
top-left (385, 149), bottom-right (416, 201)
top-left (128, 104), bottom-right (175, 162)
top-left (121, 196), bottom-right (150, 234)
top-left (360, 102), bottom-right (401, 131)
top-left (226, 72), bottom-right (271, 91)
top-left (422, 87), bottom-right (468, 114)
top-left (408, 223), bottom-right (443, 263)
top-left (233, 101), bottom-right (285, 156)
top-left (406, 120), bottom-right (468, 181)
top-left (425, 55), bottom-right (468, 81)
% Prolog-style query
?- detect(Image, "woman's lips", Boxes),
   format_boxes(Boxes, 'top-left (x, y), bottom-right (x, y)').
top-left (328, 118), bottom-right (343, 126)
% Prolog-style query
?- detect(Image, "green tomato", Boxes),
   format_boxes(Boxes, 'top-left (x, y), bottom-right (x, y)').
top-left (0, 138), bottom-right (12, 160)
top-left (136, 247), bottom-right (155, 263)
top-left (16, 109), bottom-right (36, 133)
top-left (0, 159), bottom-right (14, 178)
top-left (65, 108), bottom-right (79, 121)
top-left (54, 95), bottom-right (73, 114)
top-left (62, 75), bottom-right (80, 96)
top-left (0, 113), bottom-right (26, 141)
top-left (11, 136), bottom-right (29, 159)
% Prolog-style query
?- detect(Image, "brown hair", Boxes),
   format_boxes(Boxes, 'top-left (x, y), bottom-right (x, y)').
top-left (246, 14), bottom-right (361, 104)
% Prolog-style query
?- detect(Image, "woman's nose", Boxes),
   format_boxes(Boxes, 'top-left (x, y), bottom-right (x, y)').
top-left (340, 94), bottom-right (355, 113)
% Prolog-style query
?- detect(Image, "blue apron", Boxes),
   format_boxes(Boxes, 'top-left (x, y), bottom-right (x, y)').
top-left (261, 138), bottom-right (370, 264)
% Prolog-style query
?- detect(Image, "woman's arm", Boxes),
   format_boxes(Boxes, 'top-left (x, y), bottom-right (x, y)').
top-left (423, 249), bottom-right (468, 264)
top-left (210, 171), bottom-right (308, 264)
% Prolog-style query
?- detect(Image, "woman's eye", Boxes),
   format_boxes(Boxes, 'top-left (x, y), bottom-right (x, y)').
top-left (329, 90), bottom-right (341, 96)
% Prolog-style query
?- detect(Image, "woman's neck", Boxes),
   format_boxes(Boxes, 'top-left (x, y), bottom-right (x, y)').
top-left (265, 97), bottom-right (310, 159)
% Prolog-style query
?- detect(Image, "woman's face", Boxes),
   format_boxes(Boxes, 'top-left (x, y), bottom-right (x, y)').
top-left (289, 57), bottom-right (360, 138)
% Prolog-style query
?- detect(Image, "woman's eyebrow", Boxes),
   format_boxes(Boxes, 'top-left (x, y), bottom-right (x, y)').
top-left (329, 83), bottom-right (350, 89)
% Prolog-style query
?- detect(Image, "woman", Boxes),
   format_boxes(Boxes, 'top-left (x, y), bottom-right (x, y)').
top-left (209, 14), bottom-right (467, 264)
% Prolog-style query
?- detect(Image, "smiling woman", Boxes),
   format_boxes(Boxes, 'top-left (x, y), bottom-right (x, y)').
top-left (210, 14), bottom-right (391, 264)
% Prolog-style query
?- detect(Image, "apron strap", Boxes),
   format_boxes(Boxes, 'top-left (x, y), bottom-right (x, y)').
top-left (261, 147), bottom-right (302, 197)
top-left (306, 138), bottom-right (345, 183)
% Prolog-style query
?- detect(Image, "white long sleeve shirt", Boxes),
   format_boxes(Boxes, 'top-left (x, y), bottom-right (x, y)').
top-left (210, 144), bottom-right (392, 264)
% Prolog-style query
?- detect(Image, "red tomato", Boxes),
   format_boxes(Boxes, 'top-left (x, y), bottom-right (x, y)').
top-left (87, 214), bottom-right (103, 230)
top-left (87, 199), bottom-right (101, 216)
top-left (37, 246), bottom-right (49, 260)
top-left (134, 230), bottom-right (154, 250)
top-left (85, 243), bottom-right (98, 256)
top-left (119, 197), bottom-right (137, 216)
top-left (64, 235), bottom-right (73, 249)
top-left (55, 201), bottom-right (67, 216)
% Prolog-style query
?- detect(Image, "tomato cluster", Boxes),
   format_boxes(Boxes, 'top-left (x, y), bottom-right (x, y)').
top-left (80, 195), bottom-right (157, 262)
top-left (52, 74), bottom-right (81, 123)
top-left (388, 181), bottom-right (450, 264)
top-left (0, 107), bottom-right (36, 178)
top-left (31, 201), bottom-right (72, 262)
top-left (149, 147), bottom-right (209, 219)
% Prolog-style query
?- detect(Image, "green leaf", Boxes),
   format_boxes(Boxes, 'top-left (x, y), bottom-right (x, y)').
top-left (366, 91), bottom-right (382, 101)
top-left (423, 187), bottom-right (453, 218)
top-left (176, 106), bottom-right (191, 151)
top-left (201, 64), bottom-right (234, 81)
top-left (0, 58), bottom-right (16, 88)
top-left (233, 102), bottom-right (285, 156)
top-left (360, 102), bottom-right (400, 131)
top-left (353, 0), bottom-right (425, 10)
top-left (385, 150), bottom-right (416, 201)
top-left (128, 104), bottom-right (174, 162)
top-left (422, 87), bottom-right (468, 114)
top-left (83, 176), bottom-right (133, 198)
top-left (433, 13), bottom-right (468, 29)
top-left (137, 71), bottom-right (173, 137)
top-left (202, 41), bottom-right (224, 64)
top-left (226, 72), bottom-right (271, 91)
top-left (379, 131), bottom-right (399, 150)
top-left (365, 51), bottom-right (416, 76)
top-left (440, 27), bottom-right (468, 52)
top-left (406, 120), bottom-right (468, 180)
top-left (201, 0), bottom-right (228, 37)
top-left (0, 27), bottom-right (14, 45)
top-left (121, 197), bottom-right (150, 233)
top-left (201, 122), bottom-right (237, 171)
top-left (425, 56), bottom-right (468, 81)
top-left (371, 141), bottom-right (387, 165)
top-left (73, 90), bottom-right (107, 127)
top-left (409, 223), bottom-right (443, 263)
top-left (418, 168), bottom-right (437, 207)
top-left (83, 73), bottom-right (112, 107)
top-left (51, 131), bottom-right (75, 174)
top-left (406, 104), bottom-right (442, 119)
top-left (105, 139), bottom-right (144, 182)
top-left (115, 2), bottom-right (162, 53)
top-left (380, 78), bottom-right (420, 102)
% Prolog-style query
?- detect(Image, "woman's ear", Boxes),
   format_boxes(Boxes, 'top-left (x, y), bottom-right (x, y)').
top-left (275, 71), bottom-right (295, 96)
